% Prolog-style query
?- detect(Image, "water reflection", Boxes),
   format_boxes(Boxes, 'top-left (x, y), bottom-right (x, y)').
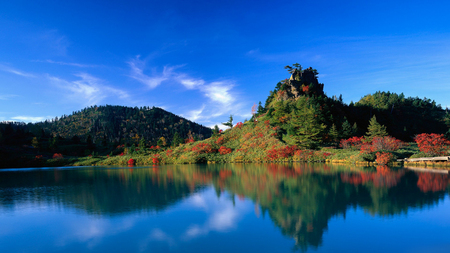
top-left (0, 164), bottom-right (449, 252)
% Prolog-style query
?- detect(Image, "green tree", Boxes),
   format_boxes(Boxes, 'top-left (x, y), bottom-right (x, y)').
top-left (223, 115), bottom-right (233, 129)
top-left (212, 125), bottom-right (220, 136)
top-left (289, 97), bottom-right (326, 149)
top-left (365, 115), bottom-right (388, 142)
top-left (329, 124), bottom-right (339, 145)
top-left (31, 137), bottom-right (40, 149)
top-left (138, 137), bottom-right (146, 153)
top-left (341, 119), bottom-right (353, 139)
top-left (172, 132), bottom-right (183, 147)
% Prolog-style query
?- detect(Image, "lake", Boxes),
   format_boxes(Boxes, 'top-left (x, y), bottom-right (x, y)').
top-left (0, 164), bottom-right (449, 252)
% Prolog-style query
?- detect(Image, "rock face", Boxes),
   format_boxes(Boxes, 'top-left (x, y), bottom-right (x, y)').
top-left (283, 67), bottom-right (324, 100)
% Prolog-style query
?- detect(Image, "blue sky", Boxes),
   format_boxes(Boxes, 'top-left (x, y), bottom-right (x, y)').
top-left (1, 0), bottom-right (450, 128)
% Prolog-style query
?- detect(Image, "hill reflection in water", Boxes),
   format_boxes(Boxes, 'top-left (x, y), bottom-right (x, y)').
top-left (0, 164), bottom-right (449, 252)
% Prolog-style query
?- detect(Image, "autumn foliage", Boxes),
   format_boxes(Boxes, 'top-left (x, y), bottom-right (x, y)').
top-left (340, 136), bottom-right (364, 150)
top-left (219, 146), bottom-right (232, 155)
top-left (414, 133), bottom-right (450, 156)
top-left (127, 158), bottom-right (135, 165)
top-left (375, 152), bottom-right (394, 165)
top-left (52, 153), bottom-right (63, 159)
top-left (191, 143), bottom-right (215, 154)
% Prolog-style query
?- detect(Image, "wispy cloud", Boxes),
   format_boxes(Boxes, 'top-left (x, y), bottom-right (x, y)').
top-left (37, 30), bottom-right (70, 56)
top-left (0, 94), bottom-right (18, 100)
top-left (0, 64), bottom-right (35, 78)
top-left (48, 73), bottom-right (129, 106)
top-left (127, 56), bottom-right (179, 89)
top-left (34, 59), bottom-right (99, 68)
top-left (10, 116), bottom-right (48, 123)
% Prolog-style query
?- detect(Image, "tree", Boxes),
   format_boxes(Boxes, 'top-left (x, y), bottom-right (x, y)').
top-left (212, 125), bottom-right (220, 137)
top-left (289, 97), bottom-right (326, 149)
top-left (341, 119), bottom-right (353, 139)
top-left (157, 137), bottom-right (167, 147)
top-left (31, 137), bottom-right (40, 149)
top-left (172, 132), bottom-right (183, 147)
top-left (329, 124), bottom-right (339, 145)
top-left (223, 115), bottom-right (233, 129)
top-left (138, 137), bottom-right (146, 152)
top-left (365, 115), bottom-right (388, 142)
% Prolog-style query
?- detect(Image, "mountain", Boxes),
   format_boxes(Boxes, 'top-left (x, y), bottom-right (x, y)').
top-left (36, 105), bottom-right (212, 145)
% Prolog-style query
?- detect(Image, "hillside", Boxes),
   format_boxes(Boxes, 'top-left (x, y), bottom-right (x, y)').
top-left (36, 105), bottom-right (212, 145)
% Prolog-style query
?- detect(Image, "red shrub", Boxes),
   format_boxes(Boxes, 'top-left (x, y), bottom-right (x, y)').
top-left (52, 153), bottom-right (63, 159)
top-left (375, 152), bottom-right (394, 165)
top-left (360, 136), bottom-right (403, 154)
top-left (340, 136), bottom-right (364, 150)
top-left (152, 157), bottom-right (159, 164)
top-left (267, 145), bottom-right (298, 160)
top-left (215, 136), bottom-right (225, 145)
top-left (127, 158), bottom-right (135, 165)
top-left (192, 143), bottom-right (215, 154)
top-left (235, 122), bottom-right (243, 129)
top-left (166, 149), bottom-right (173, 157)
top-left (219, 146), bottom-right (232, 155)
top-left (414, 133), bottom-right (450, 156)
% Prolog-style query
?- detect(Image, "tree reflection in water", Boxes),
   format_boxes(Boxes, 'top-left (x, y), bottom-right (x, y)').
top-left (0, 164), bottom-right (448, 251)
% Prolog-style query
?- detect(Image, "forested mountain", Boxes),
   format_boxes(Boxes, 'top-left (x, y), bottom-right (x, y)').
top-left (0, 106), bottom-right (212, 159)
top-left (36, 105), bottom-right (211, 145)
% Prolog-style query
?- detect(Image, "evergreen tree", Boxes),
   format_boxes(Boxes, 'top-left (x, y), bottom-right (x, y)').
top-left (365, 115), bottom-right (388, 142)
top-left (138, 137), bottom-right (146, 152)
top-left (223, 115), bottom-right (233, 129)
top-left (31, 137), bottom-right (39, 149)
top-left (341, 119), bottom-right (353, 139)
top-left (212, 125), bottom-right (220, 136)
top-left (289, 97), bottom-right (326, 149)
top-left (172, 132), bottom-right (183, 147)
top-left (329, 124), bottom-right (339, 145)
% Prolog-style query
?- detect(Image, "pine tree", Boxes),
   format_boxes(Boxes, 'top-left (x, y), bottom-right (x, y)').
top-left (223, 115), bottom-right (233, 129)
top-left (172, 132), bottom-right (183, 147)
top-left (138, 137), bottom-right (146, 152)
top-left (341, 119), bottom-right (352, 139)
top-left (329, 124), bottom-right (339, 145)
top-left (365, 115), bottom-right (388, 142)
top-left (290, 97), bottom-right (326, 149)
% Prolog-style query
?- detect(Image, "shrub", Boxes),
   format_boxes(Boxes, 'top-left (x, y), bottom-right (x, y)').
top-left (375, 152), bottom-right (394, 165)
top-left (127, 158), bottom-right (135, 165)
top-left (219, 146), bottom-right (232, 155)
top-left (340, 137), bottom-right (364, 150)
top-left (192, 143), bottom-right (215, 154)
top-left (53, 153), bottom-right (64, 159)
top-left (414, 133), bottom-right (450, 156)
top-left (235, 122), bottom-right (243, 129)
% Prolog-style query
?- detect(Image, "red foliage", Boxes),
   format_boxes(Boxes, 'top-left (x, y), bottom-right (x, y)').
top-left (340, 136), bottom-right (364, 150)
top-left (215, 136), bottom-right (225, 145)
top-left (219, 170), bottom-right (232, 179)
top-left (360, 136), bottom-right (403, 153)
top-left (267, 145), bottom-right (298, 160)
top-left (302, 85), bottom-right (309, 92)
top-left (235, 122), bottom-right (243, 129)
top-left (166, 149), bottom-right (173, 157)
top-left (218, 146), bottom-right (232, 155)
top-left (185, 138), bottom-right (195, 144)
top-left (119, 152), bottom-right (124, 156)
top-left (152, 157), bottom-right (159, 164)
top-left (375, 152), bottom-right (394, 165)
top-left (52, 153), bottom-right (63, 159)
top-left (35, 155), bottom-right (43, 160)
top-left (414, 133), bottom-right (450, 156)
top-left (192, 143), bottom-right (215, 154)
top-left (88, 155), bottom-right (92, 157)
top-left (127, 158), bottom-right (135, 165)
top-left (417, 173), bottom-right (448, 192)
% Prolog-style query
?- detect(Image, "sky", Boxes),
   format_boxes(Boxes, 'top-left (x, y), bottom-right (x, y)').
top-left (1, 0), bottom-right (450, 128)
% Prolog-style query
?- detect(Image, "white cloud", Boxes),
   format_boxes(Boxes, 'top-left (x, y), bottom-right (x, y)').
top-left (48, 73), bottom-right (129, 106)
top-left (126, 56), bottom-right (251, 126)
top-left (35, 59), bottom-right (98, 68)
top-left (10, 116), bottom-right (48, 123)
top-left (0, 65), bottom-right (35, 78)
top-left (0, 94), bottom-right (18, 100)
top-left (127, 56), bottom-right (178, 89)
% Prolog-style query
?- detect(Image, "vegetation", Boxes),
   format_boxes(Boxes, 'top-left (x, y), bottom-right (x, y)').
top-left (1, 63), bottom-right (450, 168)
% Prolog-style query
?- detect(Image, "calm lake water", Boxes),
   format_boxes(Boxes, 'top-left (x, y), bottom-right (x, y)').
top-left (0, 164), bottom-right (449, 252)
